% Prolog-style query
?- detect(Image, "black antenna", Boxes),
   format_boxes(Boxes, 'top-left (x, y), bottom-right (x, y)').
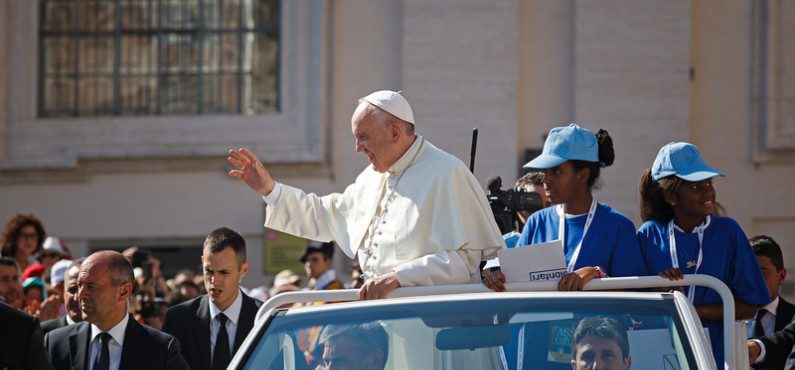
top-left (469, 128), bottom-right (478, 173)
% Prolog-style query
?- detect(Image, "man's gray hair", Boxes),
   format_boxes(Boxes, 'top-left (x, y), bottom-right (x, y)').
top-left (319, 321), bottom-right (389, 368)
top-left (68, 257), bottom-right (85, 271)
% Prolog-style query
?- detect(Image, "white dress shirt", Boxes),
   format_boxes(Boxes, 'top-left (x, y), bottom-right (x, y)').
top-left (88, 314), bottom-right (129, 370)
top-left (751, 296), bottom-right (780, 364)
top-left (208, 289), bottom-right (243, 362)
top-left (262, 136), bottom-right (505, 287)
top-left (759, 296), bottom-right (779, 335)
top-left (309, 269), bottom-right (337, 290)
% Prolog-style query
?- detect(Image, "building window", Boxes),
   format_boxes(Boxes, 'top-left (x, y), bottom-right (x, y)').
top-left (38, 0), bottom-right (280, 117)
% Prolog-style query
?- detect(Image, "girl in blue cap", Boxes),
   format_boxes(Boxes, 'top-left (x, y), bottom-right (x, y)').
top-left (638, 142), bottom-right (769, 366)
top-left (483, 124), bottom-right (647, 292)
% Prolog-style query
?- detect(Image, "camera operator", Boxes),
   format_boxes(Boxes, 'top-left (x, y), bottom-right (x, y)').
top-left (486, 172), bottom-right (549, 249)
top-left (512, 172), bottom-right (551, 235)
top-left (483, 124), bottom-right (647, 292)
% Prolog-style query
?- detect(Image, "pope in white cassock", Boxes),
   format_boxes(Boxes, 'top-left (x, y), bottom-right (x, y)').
top-left (228, 90), bottom-right (506, 300)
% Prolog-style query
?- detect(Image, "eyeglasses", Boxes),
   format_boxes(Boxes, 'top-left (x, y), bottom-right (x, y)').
top-left (40, 252), bottom-right (61, 259)
top-left (18, 232), bottom-right (38, 240)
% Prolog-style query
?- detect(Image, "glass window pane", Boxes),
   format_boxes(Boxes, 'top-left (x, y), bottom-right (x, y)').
top-left (251, 0), bottom-right (278, 29)
top-left (159, 0), bottom-right (200, 30)
top-left (42, 78), bottom-right (76, 116)
top-left (246, 32), bottom-right (278, 114)
top-left (120, 77), bottom-right (157, 115)
top-left (120, 0), bottom-right (153, 30)
top-left (42, 36), bottom-right (77, 75)
top-left (78, 1), bottom-right (115, 31)
top-left (120, 35), bottom-right (156, 74)
top-left (42, 2), bottom-right (76, 32)
top-left (79, 36), bottom-right (115, 74)
top-left (38, 0), bottom-right (280, 117)
top-left (161, 75), bottom-right (198, 114)
top-left (204, 73), bottom-right (239, 113)
top-left (79, 77), bottom-right (114, 115)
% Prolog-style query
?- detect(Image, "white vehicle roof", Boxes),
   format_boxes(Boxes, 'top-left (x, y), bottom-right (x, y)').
top-left (234, 275), bottom-right (739, 370)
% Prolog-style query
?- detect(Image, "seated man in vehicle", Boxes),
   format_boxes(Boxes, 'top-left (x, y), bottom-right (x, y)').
top-left (570, 316), bottom-right (631, 370)
top-left (315, 322), bottom-right (388, 370)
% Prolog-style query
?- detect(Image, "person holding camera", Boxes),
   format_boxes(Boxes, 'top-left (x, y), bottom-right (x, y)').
top-left (638, 142), bottom-right (768, 366)
top-left (483, 124), bottom-right (646, 292)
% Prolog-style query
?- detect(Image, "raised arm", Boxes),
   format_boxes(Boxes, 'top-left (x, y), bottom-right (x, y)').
top-left (227, 148), bottom-right (276, 196)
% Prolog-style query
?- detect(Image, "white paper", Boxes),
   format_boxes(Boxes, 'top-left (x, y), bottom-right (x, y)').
top-left (497, 239), bottom-right (566, 283)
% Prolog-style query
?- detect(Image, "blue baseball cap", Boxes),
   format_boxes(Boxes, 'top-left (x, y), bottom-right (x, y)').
top-left (523, 124), bottom-right (599, 169)
top-left (651, 142), bottom-right (724, 181)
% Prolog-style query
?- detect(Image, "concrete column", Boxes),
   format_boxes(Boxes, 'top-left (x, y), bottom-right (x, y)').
top-left (517, 0), bottom-right (576, 172)
top-left (574, 0), bottom-right (691, 222)
top-left (401, 0), bottom-right (518, 185)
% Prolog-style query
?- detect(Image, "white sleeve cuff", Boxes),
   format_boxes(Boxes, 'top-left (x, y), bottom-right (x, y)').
top-left (261, 182), bottom-right (283, 205)
top-left (482, 257), bottom-right (500, 270)
top-left (751, 339), bottom-right (766, 364)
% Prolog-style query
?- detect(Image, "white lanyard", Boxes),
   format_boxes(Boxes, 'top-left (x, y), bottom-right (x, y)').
top-left (558, 199), bottom-right (598, 273)
top-left (668, 216), bottom-right (707, 302)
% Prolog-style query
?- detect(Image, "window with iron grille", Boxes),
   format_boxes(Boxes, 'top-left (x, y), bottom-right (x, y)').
top-left (38, 0), bottom-right (280, 117)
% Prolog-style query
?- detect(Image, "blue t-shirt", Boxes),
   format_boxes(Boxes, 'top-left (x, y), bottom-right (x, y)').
top-left (638, 216), bottom-right (770, 366)
top-left (515, 203), bottom-right (647, 277)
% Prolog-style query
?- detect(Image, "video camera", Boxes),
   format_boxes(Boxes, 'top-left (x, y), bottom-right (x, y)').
top-left (486, 176), bottom-right (544, 234)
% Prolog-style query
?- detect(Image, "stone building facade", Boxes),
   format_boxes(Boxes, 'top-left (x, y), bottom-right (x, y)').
top-left (1, 0), bottom-right (794, 291)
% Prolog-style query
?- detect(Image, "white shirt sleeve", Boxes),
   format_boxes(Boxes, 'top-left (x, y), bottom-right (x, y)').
top-left (751, 339), bottom-right (766, 364)
top-left (261, 182), bottom-right (283, 205)
top-left (392, 247), bottom-right (493, 287)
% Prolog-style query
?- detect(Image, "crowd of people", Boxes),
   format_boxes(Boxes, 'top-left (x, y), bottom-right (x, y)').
top-left (0, 89), bottom-right (791, 370)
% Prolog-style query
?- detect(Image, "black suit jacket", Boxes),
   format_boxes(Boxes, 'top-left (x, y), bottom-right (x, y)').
top-left (41, 317), bottom-right (69, 336)
top-left (161, 291), bottom-right (262, 370)
top-left (756, 297), bottom-right (795, 369)
top-left (44, 315), bottom-right (189, 370)
top-left (776, 297), bottom-right (795, 333)
top-left (0, 302), bottom-right (53, 370)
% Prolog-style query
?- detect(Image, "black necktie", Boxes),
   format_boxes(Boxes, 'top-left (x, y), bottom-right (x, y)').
top-left (754, 309), bottom-right (768, 337)
top-left (213, 313), bottom-right (231, 370)
top-left (93, 332), bottom-right (111, 370)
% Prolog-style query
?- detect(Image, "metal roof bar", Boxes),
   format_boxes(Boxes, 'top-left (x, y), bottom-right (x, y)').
top-left (258, 274), bottom-right (735, 370)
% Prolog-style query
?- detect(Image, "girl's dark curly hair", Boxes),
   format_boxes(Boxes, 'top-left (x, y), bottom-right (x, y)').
top-left (1, 213), bottom-right (47, 257)
top-left (638, 169), bottom-right (725, 223)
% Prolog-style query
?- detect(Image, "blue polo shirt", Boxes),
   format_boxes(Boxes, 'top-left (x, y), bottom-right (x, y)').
top-left (515, 203), bottom-right (647, 277)
top-left (638, 216), bottom-right (770, 366)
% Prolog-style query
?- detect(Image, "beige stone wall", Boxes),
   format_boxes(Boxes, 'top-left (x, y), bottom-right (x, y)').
top-left (2, 0), bottom-right (795, 288)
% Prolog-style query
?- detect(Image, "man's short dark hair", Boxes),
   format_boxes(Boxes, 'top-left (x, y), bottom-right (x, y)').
top-left (203, 227), bottom-right (247, 265)
top-left (515, 171), bottom-right (544, 192)
top-left (571, 316), bottom-right (629, 358)
top-left (751, 235), bottom-right (784, 271)
top-left (0, 256), bottom-right (20, 273)
top-left (319, 322), bottom-right (389, 368)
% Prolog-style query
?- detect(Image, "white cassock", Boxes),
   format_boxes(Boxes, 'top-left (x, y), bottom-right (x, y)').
top-left (263, 135), bottom-right (506, 286)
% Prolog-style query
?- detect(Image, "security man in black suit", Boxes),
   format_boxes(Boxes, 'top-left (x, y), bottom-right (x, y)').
top-left (0, 302), bottom-right (53, 370)
top-left (162, 227), bottom-right (262, 370)
top-left (41, 258), bottom-right (84, 335)
top-left (44, 251), bottom-right (189, 370)
top-left (752, 235), bottom-right (795, 336)
top-left (747, 235), bottom-right (795, 369)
